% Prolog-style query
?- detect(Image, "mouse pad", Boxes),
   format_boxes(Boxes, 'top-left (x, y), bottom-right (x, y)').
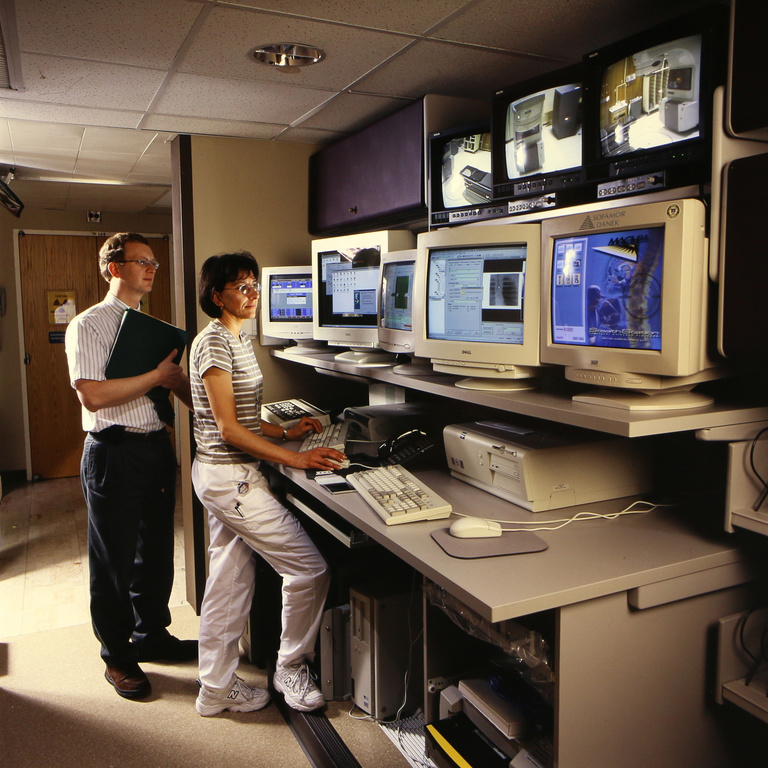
top-left (431, 528), bottom-right (548, 558)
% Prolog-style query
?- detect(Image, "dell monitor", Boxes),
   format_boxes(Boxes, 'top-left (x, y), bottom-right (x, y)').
top-left (256, 265), bottom-right (321, 355)
top-left (428, 122), bottom-right (506, 228)
top-left (312, 229), bottom-right (416, 366)
top-left (412, 223), bottom-right (542, 391)
top-left (582, 5), bottom-right (729, 202)
top-left (491, 64), bottom-right (587, 216)
top-left (541, 198), bottom-right (722, 410)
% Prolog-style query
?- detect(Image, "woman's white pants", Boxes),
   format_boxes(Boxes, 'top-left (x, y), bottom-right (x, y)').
top-left (191, 459), bottom-right (329, 691)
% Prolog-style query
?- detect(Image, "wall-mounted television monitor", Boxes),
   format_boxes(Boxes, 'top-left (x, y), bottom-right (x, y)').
top-left (0, 176), bottom-right (23, 218)
top-left (726, 0), bottom-right (768, 142)
top-left (582, 5), bottom-right (729, 201)
top-left (412, 223), bottom-right (542, 391)
top-left (256, 265), bottom-right (322, 355)
top-left (377, 250), bottom-right (434, 376)
top-left (312, 229), bottom-right (416, 366)
top-left (541, 198), bottom-right (723, 411)
top-left (491, 64), bottom-right (588, 216)
top-left (428, 122), bottom-right (507, 228)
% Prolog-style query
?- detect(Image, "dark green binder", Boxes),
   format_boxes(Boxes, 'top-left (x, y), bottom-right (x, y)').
top-left (105, 309), bottom-right (188, 424)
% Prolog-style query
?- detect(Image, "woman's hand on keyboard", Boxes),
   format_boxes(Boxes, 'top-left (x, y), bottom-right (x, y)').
top-left (291, 446), bottom-right (347, 471)
top-left (285, 416), bottom-right (323, 441)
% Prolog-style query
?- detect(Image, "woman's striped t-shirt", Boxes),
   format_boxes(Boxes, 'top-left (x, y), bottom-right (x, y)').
top-left (190, 320), bottom-right (263, 465)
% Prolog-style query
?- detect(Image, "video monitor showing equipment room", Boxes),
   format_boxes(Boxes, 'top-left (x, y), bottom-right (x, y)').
top-left (541, 198), bottom-right (722, 411)
top-left (491, 65), bottom-right (586, 215)
top-left (582, 6), bottom-right (728, 201)
top-left (257, 266), bottom-right (320, 354)
top-left (312, 230), bottom-right (416, 367)
top-left (428, 123), bottom-right (505, 228)
top-left (412, 224), bottom-right (542, 391)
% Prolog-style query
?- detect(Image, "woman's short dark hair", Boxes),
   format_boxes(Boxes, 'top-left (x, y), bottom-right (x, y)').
top-left (198, 251), bottom-right (259, 318)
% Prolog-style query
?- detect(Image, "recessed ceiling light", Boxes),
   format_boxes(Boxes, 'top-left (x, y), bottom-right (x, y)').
top-left (249, 43), bottom-right (326, 70)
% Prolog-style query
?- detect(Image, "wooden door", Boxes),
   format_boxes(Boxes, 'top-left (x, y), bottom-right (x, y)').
top-left (19, 233), bottom-right (171, 479)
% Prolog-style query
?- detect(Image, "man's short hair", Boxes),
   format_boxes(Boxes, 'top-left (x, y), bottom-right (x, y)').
top-left (98, 233), bottom-right (151, 282)
top-left (199, 252), bottom-right (259, 319)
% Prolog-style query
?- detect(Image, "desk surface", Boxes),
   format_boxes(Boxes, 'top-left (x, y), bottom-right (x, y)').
top-left (280, 460), bottom-right (754, 623)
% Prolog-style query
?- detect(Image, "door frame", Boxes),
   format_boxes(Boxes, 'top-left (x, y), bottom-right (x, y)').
top-left (13, 229), bottom-right (176, 480)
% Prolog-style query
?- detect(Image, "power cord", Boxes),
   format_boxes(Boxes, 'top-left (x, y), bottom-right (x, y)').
top-left (737, 608), bottom-right (768, 694)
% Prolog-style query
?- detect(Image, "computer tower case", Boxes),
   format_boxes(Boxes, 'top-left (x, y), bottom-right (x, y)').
top-left (349, 582), bottom-right (422, 720)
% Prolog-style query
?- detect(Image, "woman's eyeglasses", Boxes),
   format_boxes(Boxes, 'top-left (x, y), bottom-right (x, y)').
top-left (224, 282), bottom-right (261, 296)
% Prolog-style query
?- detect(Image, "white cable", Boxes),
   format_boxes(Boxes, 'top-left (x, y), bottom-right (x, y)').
top-left (453, 500), bottom-right (675, 532)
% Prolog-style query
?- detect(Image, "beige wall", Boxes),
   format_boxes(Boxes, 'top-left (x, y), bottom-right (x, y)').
top-left (187, 135), bottom-right (348, 405)
top-left (0, 208), bottom-right (171, 473)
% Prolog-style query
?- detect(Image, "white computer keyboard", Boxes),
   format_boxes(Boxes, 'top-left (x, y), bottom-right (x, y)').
top-left (300, 421), bottom-right (350, 452)
top-left (346, 464), bottom-right (452, 525)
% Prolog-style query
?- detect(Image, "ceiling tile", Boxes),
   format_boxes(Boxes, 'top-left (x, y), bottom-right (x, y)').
top-left (6, 55), bottom-right (168, 111)
top-left (230, 0), bottom-right (472, 34)
top-left (141, 114), bottom-right (286, 141)
top-left (11, 150), bottom-right (78, 175)
top-left (298, 92), bottom-right (413, 132)
top-left (434, 0), bottom-right (718, 61)
top-left (179, 6), bottom-right (414, 91)
top-left (275, 125), bottom-right (348, 145)
top-left (355, 39), bottom-right (556, 100)
top-left (79, 126), bottom-right (158, 155)
top-left (154, 73), bottom-right (335, 124)
top-left (0, 99), bottom-right (143, 130)
top-left (15, 0), bottom-right (204, 69)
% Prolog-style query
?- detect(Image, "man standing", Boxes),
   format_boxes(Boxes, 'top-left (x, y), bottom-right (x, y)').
top-left (65, 233), bottom-right (196, 700)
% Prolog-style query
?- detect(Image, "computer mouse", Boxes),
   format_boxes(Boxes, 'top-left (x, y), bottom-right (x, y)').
top-left (449, 516), bottom-right (503, 539)
top-left (326, 457), bottom-right (350, 470)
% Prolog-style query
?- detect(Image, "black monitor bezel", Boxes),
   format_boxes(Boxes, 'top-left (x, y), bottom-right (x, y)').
top-left (581, 5), bottom-right (729, 193)
top-left (427, 120), bottom-right (493, 227)
top-left (490, 63), bottom-right (588, 207)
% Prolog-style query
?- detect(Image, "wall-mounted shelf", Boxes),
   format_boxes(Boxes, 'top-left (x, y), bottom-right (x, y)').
top-left (272, 349), bottom-right (768, 439)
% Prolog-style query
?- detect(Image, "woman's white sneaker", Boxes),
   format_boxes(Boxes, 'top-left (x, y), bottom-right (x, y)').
top-left (273, 663), bottom-right (325, 712)
top-left (196, 675), bottom-right (271, 716)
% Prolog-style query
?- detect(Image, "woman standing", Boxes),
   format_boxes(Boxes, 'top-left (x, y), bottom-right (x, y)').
top-left (189, 251), bottom-right (345, 716)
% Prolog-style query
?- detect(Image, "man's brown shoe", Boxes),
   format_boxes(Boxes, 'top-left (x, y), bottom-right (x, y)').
top-left (104, 663), bottom-right (151, 700)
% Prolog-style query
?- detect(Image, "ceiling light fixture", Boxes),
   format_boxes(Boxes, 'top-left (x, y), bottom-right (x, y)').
top-left (249, 43), bottom-right (325, 71)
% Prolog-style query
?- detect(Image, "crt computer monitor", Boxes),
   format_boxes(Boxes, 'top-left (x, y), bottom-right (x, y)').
top-left (581, 5), bottom-right (729, 201)
top-left (428, 122), bottom-right (500, 228)
top-left (257, 265), bottom-right (320, 355)
top-left (312, 230), bottom-right (416, 366)
top-left (541, 198), bottom-right (722, 411)
top-left (412, 223), bottom-right (542, 391)
top-left (491, 64), bottom-right (587, 213)
top-left (377, 250), bottom-right (433, 376)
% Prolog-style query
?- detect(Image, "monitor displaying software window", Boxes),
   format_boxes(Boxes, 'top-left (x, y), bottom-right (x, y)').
top-left (413, 224), bottom-right (541, 391)
top-left (311, 230), bottom-right (415, 365)
top-left (541, 198), bottom-right (722, 410)
top-left (257, 266), bottom-right (318, 353)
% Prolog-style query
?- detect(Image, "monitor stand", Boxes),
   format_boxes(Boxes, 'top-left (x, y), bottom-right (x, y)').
top-left (572, 388), bottom-right (714, 411)
top-left (280, 340), bottom-right (326, 356)
top-left (455, 378), bottom-right (537, 392)
top-left (334, 349), bottom-right (397, 367)
top-left (391, 355), bottom-right (436, 377)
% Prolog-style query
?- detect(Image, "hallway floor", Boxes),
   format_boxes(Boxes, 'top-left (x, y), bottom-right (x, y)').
top-left (0, 474), bottom-right (188, 639)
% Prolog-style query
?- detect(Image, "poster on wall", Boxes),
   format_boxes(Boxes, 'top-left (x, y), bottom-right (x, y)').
top-left (48, 291), bottom-right (76, 325)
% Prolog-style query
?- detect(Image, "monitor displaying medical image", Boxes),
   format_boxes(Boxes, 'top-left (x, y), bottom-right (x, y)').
top-left (551, 226), bottom-right (664, 350)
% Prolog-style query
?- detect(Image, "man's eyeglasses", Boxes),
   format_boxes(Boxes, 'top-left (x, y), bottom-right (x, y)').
top-left (224, 283), bottom-right (261, 296)
top-left (115, 258), bottom-right (160, 270)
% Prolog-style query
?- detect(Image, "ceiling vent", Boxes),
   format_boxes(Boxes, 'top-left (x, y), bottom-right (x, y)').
top-left (249, 43), bottom-right (325, 71)
top-left (0, 0), bottom-right (24, 90)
